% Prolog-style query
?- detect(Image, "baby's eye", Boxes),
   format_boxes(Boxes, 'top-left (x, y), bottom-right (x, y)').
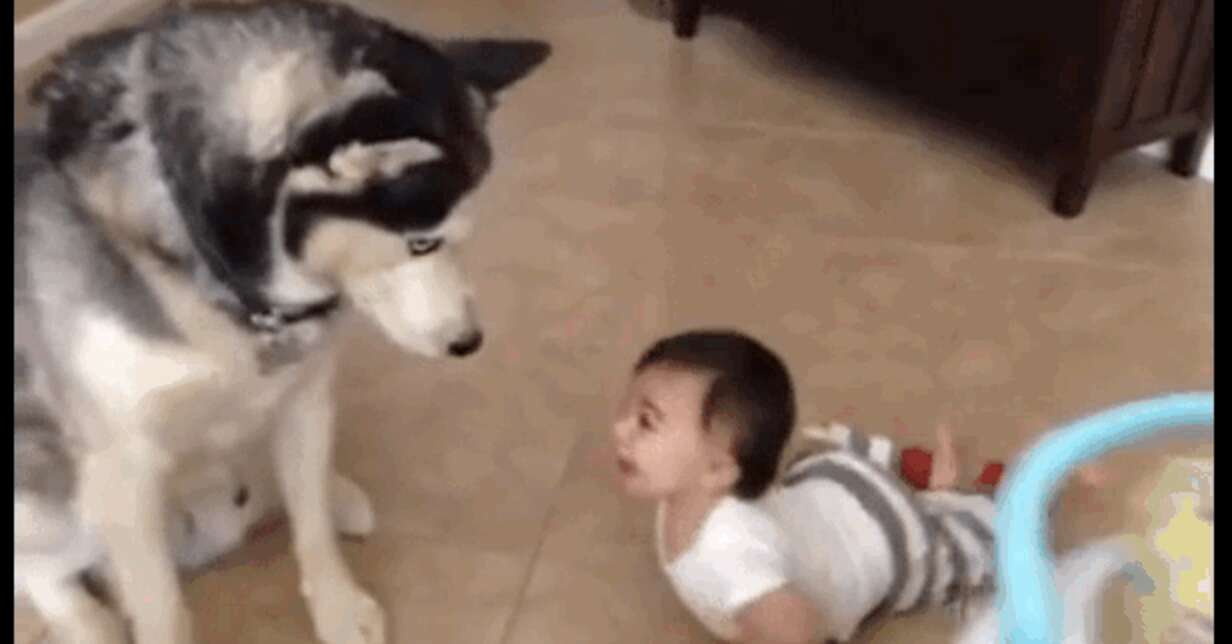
top-left (638, 412), bottom-right (653, 431)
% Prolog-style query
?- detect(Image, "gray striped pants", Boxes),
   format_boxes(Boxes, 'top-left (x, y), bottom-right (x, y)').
top-left (780, 423), bottom-right (999, 622)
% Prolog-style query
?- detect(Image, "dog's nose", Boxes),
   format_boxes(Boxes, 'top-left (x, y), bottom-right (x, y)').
top-left (447, 331), bottom-right (484, 357)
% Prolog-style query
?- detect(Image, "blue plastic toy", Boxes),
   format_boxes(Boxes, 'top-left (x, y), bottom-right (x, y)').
top-left (962, 392), bottom-right (1214, 644)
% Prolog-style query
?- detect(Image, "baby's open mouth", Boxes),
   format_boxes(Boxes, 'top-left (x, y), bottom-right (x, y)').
top-left (615, 456), bottom-right (636, 475)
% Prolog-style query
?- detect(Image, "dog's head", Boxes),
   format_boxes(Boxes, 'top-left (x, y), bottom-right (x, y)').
top-left (30, 1), bottom-right (551, 358)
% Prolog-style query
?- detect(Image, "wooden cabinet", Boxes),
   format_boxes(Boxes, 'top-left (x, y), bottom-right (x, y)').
top-left (1056, 0), bottom-right (1213, 215)
top-left (670, 0), bottom-right (1213, 218)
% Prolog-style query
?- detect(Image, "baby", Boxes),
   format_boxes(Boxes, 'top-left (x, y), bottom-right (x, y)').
top-left (611, 330), bottom-right (1001, 643)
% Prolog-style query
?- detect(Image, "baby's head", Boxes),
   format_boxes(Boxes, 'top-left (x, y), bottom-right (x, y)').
top-left (611, 330), bottom-right (795, 502)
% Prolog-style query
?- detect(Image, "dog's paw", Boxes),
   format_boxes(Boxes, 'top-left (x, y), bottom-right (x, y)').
top-left (332, 474), bottom-right (375, 538)
top-left (307, 582), bottom-right (386, 644)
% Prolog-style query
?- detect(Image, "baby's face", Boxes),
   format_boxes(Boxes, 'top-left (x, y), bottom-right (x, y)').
top-left (611, 364), bottom-right (713, 500)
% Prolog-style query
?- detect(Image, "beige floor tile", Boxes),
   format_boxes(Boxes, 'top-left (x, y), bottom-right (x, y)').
top-left (14, 603), bottom-right (46, 644)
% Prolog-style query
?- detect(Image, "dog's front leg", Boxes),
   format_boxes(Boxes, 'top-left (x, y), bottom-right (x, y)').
top-left (23, 576), bottom-right (126, 644)
top-left (274, 367), bottom-right (385, 644)
top-left (78, 448), bottom-right (193, 644)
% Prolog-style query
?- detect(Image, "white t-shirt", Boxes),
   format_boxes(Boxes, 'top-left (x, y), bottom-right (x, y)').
top-left (657, 485), bottom-right (897, 642)
top-left (655, 497), bottom-right (792, 641)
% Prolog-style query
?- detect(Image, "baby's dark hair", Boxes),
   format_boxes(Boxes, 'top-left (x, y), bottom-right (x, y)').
top-left (634, 329), bottom-right (795, 499)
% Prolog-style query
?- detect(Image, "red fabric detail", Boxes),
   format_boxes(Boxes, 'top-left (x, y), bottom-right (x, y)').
top-left (900, 447), bottom-right (933, 490)
top-left (976, 462), bottom-right (1005, 489)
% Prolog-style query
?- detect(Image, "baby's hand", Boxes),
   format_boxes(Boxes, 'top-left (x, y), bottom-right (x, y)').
top-left (1073, 463), bottom-right (1111, 488)
top-left (735, 586), bottom-right (823, 644)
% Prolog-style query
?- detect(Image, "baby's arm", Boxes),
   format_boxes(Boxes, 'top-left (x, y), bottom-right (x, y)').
top-left (735, 585), bottom-right (825, 644)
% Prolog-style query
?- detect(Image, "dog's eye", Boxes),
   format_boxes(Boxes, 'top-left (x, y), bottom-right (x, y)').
top-left (407, 237), bottom-right (444, 257)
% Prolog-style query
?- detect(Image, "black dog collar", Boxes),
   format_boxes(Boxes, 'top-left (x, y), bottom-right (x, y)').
top-left (245, 294), bottom-right (342, 333)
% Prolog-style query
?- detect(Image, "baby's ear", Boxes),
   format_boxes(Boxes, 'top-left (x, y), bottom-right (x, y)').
top-left (702, 416), bottom-right (742, 491)
top-left (704, 449), bottom-right (741, 493)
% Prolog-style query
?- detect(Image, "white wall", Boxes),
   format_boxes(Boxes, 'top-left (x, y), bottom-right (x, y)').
top-left (1140, 131), bottom-right (1214, 181)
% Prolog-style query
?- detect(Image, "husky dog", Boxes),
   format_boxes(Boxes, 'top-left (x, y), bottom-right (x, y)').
top-left (14, 1), bottom-right (550, 642)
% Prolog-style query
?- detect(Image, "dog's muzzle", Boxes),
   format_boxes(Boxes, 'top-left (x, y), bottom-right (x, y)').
top-left (343, 257), bottom-right (483, 359)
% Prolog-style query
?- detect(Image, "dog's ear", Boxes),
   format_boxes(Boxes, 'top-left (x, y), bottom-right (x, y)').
top-left (29, 52), bottom-right (133, 162)
top-left (440, 39), bottom-right (552, 97)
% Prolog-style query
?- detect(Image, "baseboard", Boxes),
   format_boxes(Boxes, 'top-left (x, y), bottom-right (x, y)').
top-left (1138, 135), bottom-right (1215, 182)
top-left (14, 0), bottom-right (152, 71)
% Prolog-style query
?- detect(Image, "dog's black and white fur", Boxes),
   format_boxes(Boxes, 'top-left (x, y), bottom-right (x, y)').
top-left (14, 1), bottom-right (549, 642)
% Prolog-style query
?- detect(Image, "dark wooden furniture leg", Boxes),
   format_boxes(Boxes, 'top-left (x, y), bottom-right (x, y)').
top-left (1168, 125), bottom-right (1212, 178)
top-left (1054, 155), bottom-right (1101, 218)
top-left (672, 0), bottom-right (702, 39)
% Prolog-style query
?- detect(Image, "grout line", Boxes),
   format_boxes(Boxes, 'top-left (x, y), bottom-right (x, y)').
top-left (730, 224), bottom-right (1210, 277)
top-left (697, 117), bottom-right (929, 145)
top-left (493, 433), bottom-right (586, 644)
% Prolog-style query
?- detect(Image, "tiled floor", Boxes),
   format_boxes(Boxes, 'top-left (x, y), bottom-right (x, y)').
top-left (14, 1), bottom-right (1213, 643)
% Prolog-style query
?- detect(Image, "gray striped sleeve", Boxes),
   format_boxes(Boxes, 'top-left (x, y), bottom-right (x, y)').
top-left (932, 516), bottom-right (966, 606)
top-left (847, 426), bottom-right (871, 460)
top-left (951, 510), bottom-right (995, 549)
top-left (782, 453), bottom-right (934, 613)
top-left (940, 515), bottom-right (989, 587)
